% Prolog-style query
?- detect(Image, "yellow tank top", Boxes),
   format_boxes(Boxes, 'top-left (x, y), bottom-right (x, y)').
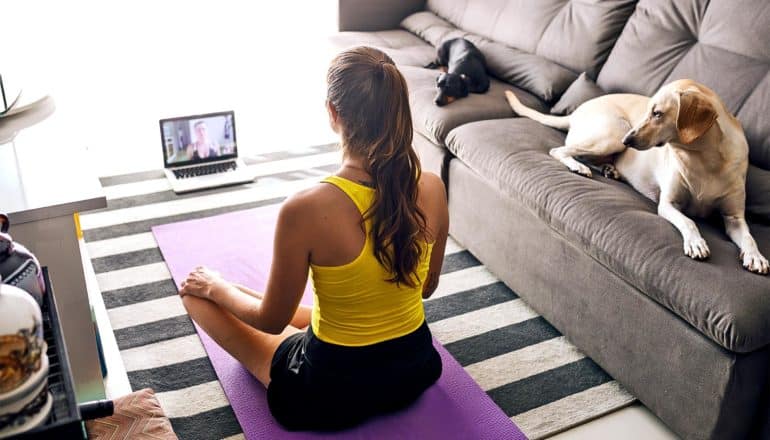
top-left (310, 175), bottom-right (433, 347)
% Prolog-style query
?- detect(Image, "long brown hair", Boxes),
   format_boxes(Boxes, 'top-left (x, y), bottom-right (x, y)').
top-left (326, 46), bottom-right (427, 287)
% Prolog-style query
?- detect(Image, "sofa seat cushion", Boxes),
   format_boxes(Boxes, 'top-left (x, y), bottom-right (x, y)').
top-left (398, 65), bottom-right (548, 145)
top-left (329, 30), bottom-right (436, 67)
top-left (445, 118), bottom-right (770, 353)
top-left (747, 165), bottom-right (770, 224)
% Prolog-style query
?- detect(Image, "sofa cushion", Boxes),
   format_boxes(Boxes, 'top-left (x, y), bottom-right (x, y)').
top-left (398, 65), bottom-right (548, 145)
top-left (425, 0), bottom-right (638, 78)
top-left (445, 118), bottom-right (770, 353)
top-left (596, 0), bottom-right (770, 171)
top-left (402, 11), bottom-right (578, 102)
top-left (550, 72), bottom-right (607, 115)
top-left (85, 388), bottom-right (177, 439)
top-left (329, 30), bottom-right (436, 67)
top-left (747, 166), bottom-right (770, 225)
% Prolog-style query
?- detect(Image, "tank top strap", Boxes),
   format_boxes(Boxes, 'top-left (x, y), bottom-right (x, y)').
top-left (321, 175), bottom-right (375, 216)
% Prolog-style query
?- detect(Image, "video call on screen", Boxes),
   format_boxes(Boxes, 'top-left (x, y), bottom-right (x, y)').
top-left (162, 115), bottom-right (235, 164)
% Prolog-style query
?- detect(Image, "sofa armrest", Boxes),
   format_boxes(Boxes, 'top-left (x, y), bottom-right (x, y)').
top-left (338, 0), bottom-right (426, 32)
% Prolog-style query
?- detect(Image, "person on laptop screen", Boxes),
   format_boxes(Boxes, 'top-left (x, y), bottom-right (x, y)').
top-left (160, 111), bottom-right (253, 193)
top-left (186, 120), bottom-right (220, 160)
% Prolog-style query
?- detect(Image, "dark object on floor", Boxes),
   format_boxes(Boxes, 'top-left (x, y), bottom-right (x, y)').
top-left (427, 38), bottom-right (489, 106)
top-left (85, 388), bottom-right (177, 440)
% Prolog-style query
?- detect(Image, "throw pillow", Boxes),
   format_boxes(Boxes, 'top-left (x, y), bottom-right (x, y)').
top-left (86, 388), bottom-right (177, 440)
top-left (550, 72), bottom-right (607, 115)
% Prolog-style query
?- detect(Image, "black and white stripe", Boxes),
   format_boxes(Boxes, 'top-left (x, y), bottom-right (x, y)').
top-left (80, 144), bottom-right (634, 440)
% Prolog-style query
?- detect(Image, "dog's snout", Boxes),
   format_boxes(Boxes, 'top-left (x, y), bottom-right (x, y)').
top-left (622, 131), bottom-right (636, 147)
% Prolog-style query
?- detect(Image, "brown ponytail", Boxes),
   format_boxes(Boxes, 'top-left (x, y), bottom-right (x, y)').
top-left (326, 47), bottom-right (427, 287)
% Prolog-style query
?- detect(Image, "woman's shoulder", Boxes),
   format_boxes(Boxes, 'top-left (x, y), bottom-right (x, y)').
top-left (279, 182), bottom-right (343, 218)
top-left (418, 172), bottom-right (446, 202)
top-left (278, 182), bottom-right (357, 244)
top-left (419, 171), bottom-right (443, 188)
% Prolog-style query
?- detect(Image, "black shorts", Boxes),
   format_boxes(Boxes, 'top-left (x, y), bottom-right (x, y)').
top-left (267, 321), bottom-right (442, 431)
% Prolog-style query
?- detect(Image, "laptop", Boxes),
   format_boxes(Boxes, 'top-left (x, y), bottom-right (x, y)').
top-left (160, 110), bottom-right (255, 193)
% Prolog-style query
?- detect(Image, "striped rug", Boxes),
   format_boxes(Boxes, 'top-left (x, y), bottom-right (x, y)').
top-left (79, 143), bottom-right (635, 440)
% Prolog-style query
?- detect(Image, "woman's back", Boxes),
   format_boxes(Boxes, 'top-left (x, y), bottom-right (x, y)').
top-left (309, 175), bottom-right (436, 346)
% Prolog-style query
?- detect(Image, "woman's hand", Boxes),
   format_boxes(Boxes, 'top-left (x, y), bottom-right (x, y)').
top-left (180, 266), bottom-right (227, 300)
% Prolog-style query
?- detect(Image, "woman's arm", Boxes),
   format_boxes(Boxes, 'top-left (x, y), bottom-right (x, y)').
top-left (422, 174), bottom-right (449, 299)
top-left (186, 194), bottom-right (313, 334)
top-left (218, 196), bottom-right (311, 333)
top-left (231, 283), bottom-right (264, 300)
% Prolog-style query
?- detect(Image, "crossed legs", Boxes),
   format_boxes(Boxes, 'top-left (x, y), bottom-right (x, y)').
top-left (181, 285), bottom-right (312, 387)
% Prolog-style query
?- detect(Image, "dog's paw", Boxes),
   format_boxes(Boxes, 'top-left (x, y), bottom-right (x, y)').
top-left (601, 164), bottom-right (620, 180)
top-left (740, 251), bottom-right (769, 275)
top-left (569, 163), bottom-right (593, 177)
top-left (684, 236), bottom-right (710, 260)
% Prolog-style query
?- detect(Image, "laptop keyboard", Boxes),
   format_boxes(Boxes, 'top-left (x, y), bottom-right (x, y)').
top-left (173, 161), bottom-right (237, 179)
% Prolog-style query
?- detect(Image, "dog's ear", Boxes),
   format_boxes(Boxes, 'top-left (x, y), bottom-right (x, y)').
top-left (459, 78), bottom-right (469, 96)
top-left (677, 91), bottom-right (718, 144)
top-left (437, 41), bottom-right (449, 65)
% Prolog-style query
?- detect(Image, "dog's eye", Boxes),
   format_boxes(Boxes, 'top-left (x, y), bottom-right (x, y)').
top-left (652, 110), bottom-right (663, 119)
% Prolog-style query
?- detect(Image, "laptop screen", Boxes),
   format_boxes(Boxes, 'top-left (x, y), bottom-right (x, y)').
top-left (160, 111), bottom-right (237, 168)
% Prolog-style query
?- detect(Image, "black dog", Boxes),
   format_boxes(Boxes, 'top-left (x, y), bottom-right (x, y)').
top-left (427, 38), bottom-right (489, 106)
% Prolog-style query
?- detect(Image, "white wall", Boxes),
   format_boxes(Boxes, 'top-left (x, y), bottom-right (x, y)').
top-left (2, 0), bottom-right (339, 175)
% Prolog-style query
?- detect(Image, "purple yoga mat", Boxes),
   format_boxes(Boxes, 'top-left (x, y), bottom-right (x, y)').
top-left (153, 204), bottom-right (526, 440)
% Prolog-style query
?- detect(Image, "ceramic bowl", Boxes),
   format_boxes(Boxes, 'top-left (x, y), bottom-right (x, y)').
top-left (0, 284), bottom-right (44, 397)
top-left (0, 353), bottom-right (49, 431)
top-left (0, 392), bottom-right (52, 439)
top-left (0, 345), bottom-right (48, 411)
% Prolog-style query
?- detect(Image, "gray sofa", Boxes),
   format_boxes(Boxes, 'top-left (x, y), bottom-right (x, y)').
top-left (333, 1), bottom-right (770, 439)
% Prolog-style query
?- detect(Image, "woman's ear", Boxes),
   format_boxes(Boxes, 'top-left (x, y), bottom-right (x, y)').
top-left (326, 100), bottom-right (340, 133)
top-left (677, 91), bottom-right (718, 144)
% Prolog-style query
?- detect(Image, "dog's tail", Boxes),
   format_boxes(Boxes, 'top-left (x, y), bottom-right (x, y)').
top-left (504, 90), bottom-right (570, 131)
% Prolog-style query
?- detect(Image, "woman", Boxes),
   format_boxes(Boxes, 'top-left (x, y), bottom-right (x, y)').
top-left (179, 46), bottom-right (449, 431)
top-left (185, 120), bottom-right (220, 160)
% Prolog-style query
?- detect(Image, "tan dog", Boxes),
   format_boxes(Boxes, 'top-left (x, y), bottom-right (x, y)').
top-left (505, 80), bottom-right (768, 274)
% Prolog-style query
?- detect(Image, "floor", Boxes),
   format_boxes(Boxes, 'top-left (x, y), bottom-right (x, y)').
top-left (9, 1), bottom-right (675, 438)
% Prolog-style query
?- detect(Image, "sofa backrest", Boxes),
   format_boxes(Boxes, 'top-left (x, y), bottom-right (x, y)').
top-left (425, 0), bottom-right (637, 78)
top-left (597, 0), bottom-right (770, 170)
